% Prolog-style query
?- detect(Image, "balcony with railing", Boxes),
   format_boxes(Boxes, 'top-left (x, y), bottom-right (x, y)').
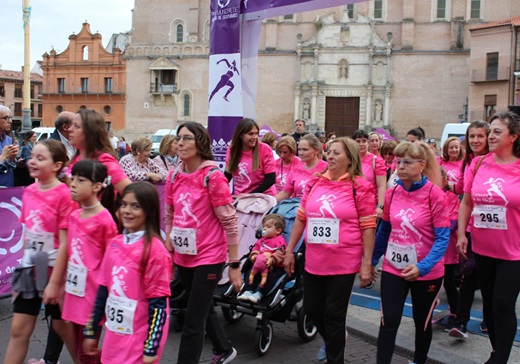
top-left (150, 82), bottom-right (178, 94)
top-left (471, 67), bottom-right (511, 83)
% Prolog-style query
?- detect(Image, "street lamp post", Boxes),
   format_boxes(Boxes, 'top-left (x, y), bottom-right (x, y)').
top-left (21, 0), bottom-right (32, 132)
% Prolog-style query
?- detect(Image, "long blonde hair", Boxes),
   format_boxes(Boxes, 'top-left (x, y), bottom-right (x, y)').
top-left (393, 141), bottom-right (442, 187)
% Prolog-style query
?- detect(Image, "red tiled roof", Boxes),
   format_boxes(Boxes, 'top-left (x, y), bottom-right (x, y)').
top-left (0, 69), bottom-right (43, 83)
top-left (470, 16), bottom-right (520, 31)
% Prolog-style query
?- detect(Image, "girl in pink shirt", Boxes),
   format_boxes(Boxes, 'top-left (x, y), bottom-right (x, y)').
top-left (4, 140), bottom-right (78, 364)
top-left (458, 112), bottom-right (520, 364)
top-left (164, 122), bottom-right (242, 364)
top-left (353, 129), bottom-right (387, 219)
top-left (225, 118), bottom-right (276, 196)
top-left (68, 108), bottom-right (131, 196)
top-left (284, 137), bottom-right (377, 364)
top-left (439, 137), bottom-right (464, 187)
top-left (276, 134), bottom-right (326, 202)
top-left (372, 141), bottom-right (449, 364)
top-left (84, 182), bottom-right (172, 364)
top-left (62, 159), bottom-right (118, 363)
top-left (274, 136), bottom-right (300, 193)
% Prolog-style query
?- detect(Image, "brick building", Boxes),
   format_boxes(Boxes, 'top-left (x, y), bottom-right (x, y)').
top-left (40, 22), bottom-right (126, 131)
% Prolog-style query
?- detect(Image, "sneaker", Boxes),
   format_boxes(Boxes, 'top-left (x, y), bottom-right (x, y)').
top-left (364, 281), bottom-right (374, 289)
top-left (316, 344), bottom-right (326, 362)
top-left (448, 325), bottom-right (468, 340)
top-left (211, 347), bottom-right (237, 364)
top-left (480, 321), bottom-right (488, 333)
top-left (237, 291), bottom-right (252, 301)
top-left (484, 351), bottom-right (495, 364)
top-left (443, 315), bottom-right (458, 332)
top-left (248, 291), bottom-right (263, 304)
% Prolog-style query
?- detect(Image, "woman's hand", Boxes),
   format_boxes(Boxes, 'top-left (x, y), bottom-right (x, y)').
top-left (457, 234), bottom-right (468, 260)
top-left (42, 282), bottom-right (61, 305)
top-left (165, 235), bottom-right (173, 253)
top-left (401, 264), bottom-right (420, 282)
top-left (284, 254), bottom-right (295, 277)
top-left (143, 355), bottom-right (157, 364)
top-left (83, 338), bottom-right (100, 356)
top-left (359, 262), bottom-right (373, 287)
top-left (148, 173), bottom-right (161, 182)
top-left (228, 267), bottom-right (243, 292)
top-left (376, 207), bottom-right (383, 219)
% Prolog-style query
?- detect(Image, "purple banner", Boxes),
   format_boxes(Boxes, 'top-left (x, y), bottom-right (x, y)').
top-left (0, 187), bottom-right (25, 297)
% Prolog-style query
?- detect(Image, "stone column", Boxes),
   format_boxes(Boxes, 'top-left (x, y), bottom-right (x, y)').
top-left (294, 86), bottom-right (301, 121)
top-left (311, 84), bottom-right (318, 126)
top-left (313, 45), bottom-right (319, 82)
top-left (366, 85), bottom-right (373, 129)
top-left (384, 87), bottom-right (391, 127)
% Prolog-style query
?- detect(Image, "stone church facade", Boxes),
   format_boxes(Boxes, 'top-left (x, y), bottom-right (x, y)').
top-left (123, 0), bottom-right (520, 140)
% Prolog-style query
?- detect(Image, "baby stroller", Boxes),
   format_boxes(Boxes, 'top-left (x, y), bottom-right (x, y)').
top-left (213, 198), bottom-right (318, 356)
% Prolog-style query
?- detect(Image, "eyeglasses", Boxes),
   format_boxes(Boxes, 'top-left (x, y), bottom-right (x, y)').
top-left (175, 135), bottom-right (195, 143)
top-left (396, 159), bottom-right (423, 166)
top-left (1, 115), bottom-right (12, 120)
top-left (426, 139), bottom-right (436, 143)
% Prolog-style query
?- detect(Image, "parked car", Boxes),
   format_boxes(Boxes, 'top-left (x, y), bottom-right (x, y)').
top-left (440, 123), bottom-right (469, 148)
top-left (151, 128), bottom-right (176, 157)
top-left (32, 127), bottom-right (56, 142)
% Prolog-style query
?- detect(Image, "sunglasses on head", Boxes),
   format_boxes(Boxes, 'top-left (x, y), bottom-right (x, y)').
top-left (426, 138), bottom-right (436, 143)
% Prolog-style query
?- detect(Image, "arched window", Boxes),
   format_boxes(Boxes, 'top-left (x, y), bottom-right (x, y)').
top-left (82, 46), bottom-right (89, 61)
top-left (176, 24), bottom-right (184, 43)
top-left (183, 94), bottom-right (190, 117)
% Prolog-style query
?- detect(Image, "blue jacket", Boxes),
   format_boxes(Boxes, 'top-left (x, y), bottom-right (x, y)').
top-left (0, 133), bottom-right (16, 187)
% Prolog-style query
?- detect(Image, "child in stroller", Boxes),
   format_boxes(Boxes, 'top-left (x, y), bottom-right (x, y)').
top-left (237, 214), bottom-right (287, 303)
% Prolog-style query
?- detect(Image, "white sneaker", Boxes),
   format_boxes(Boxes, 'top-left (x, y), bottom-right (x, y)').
top-left (237, 291), bottom-right (253, 301)
top-left (248, 291), bottom-right (263, 303)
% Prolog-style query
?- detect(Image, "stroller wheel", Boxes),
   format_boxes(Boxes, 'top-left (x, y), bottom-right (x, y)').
top-left (297, 308), bottom-right (318, 342)
top-left (254, 322), bottom-right (273, 356)
top-left (221, 307), bottom-right (244, 324)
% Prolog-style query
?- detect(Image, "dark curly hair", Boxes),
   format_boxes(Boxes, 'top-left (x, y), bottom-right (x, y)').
top-left (176, 122), bottom-right (213, 160)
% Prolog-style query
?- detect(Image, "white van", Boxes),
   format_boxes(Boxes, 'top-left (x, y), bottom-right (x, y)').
top-left (32, 127), bottom-right (56, 142)
top-left (151, 128), bottom-right (176, 157)
top-left (440, 123), bottom-right (469, 148)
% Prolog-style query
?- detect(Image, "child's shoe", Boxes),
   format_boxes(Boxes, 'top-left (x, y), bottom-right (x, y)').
top-left (248, 291), bottom-right (263, 303)
top-left (237, 291), bottom-right (253, 301)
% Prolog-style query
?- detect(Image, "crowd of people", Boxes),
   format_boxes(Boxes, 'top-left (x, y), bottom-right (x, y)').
top-left (1, 104), bottom-right (519, 364)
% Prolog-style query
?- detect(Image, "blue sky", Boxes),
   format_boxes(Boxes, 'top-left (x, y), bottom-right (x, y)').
top-left (0, 0), bottom-right (134, 71)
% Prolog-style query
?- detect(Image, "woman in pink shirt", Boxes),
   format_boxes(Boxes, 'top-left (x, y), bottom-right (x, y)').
top-left (225, 118), bottom-right (276, 196)
top-left (439, 137), bottom-right (464, 187)
top-left (458, 112), bottom-right (520, 364)
top-left (372, 141), bottom-right (450, 364)
top-left (276, 134), bottom-right (327, 202)
top-left (284, 137), bottom-right (377, 364)
top-left (68, 109), bottom-right (131, 195)
top-left (353, 130), bottom-right (387, 218)
top-left (274, 136), bottom-right (300, 193)
top-left (165, 122), bottom-right (242, 364)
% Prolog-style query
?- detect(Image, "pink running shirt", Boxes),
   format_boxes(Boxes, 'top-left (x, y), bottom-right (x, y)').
top-left (226, 142), bottom-right (276, 195)
top-left (20, 182), bottom-right (76, 267)
top-left (69, 153), bottom-right (128, 186)
top-left (283, 159), bottom-right (327, 198)
top-left (444, 191), bottom-right (460, 265)
top-left (382, 181), bottom-right (449, 280)
top-left (440, 159), bottom-right (463, 185)
top-left (98, 235), bottom-right (172, 364)
top-left (274, 156), bottom-right (301, 193)
top-left (464, 153), bottom-right (520, 260)
top-left (299, 174), bottom-right (376, 275)
top-left (62, 208), bottom-right (118, 325)
top-left (165, 166), bottom-right (233, 268)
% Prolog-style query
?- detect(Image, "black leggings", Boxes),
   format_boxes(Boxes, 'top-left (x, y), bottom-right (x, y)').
top-left (377, 272), bottom-right (443, 364)
top-left (475, 253), bottom-right (520, 364)
top-left (303, 271), bottom-right (355, 364)
top-left (443, 264), bottom-right (459, 315)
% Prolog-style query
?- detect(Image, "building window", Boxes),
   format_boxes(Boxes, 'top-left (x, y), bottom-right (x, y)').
top-left (14, 102), bottom-right (22, 114)
top-left (83, 46), bottom-right (89, 61)
top-left (56, 105), bottom-right (63, 113)
top-left (470, 0), bottom-right (480, 19)
top-left (30, 87), bottom-right (34, 99)
top-left (105, 78), bottom-right (113, 93)
top-left (0, 84), bottom-right (4, 97)
top-left (81, 78), bottom-right (89, 93)
top-left (346, 4), bottom-right (354, 19)
top-left (437, 0), bottom-right (446, 19)
top-left (79, 105), bottom-right (87, 110)
top-left (152, 70), bottom-right (177, 93)
top-left (486, 52), bottom-right (499, 81)
top-left (38, 104), bottom-right (42, 117)
top-left (103, 105), bottom-right (112, 115)
top-left (14, 86), bottom-right (22, 98)
top-left (176, 24), bottom-right (183, 42)
top-left (484, 95), bottom-right (497, 121)
top-left (183, 94), bottom-right (190, 117)
top-left (283, 14), bottom-right (294, 20)
top-left (58, 78), bottom-right (65, 93)
top-left (374, 0), bottom-right (383, 19)
top-left (105, 121), bottom-right (111, 131)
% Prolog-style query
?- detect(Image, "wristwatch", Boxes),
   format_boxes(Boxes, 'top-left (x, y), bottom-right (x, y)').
top-left (229, 261), bottom-right (240, 269)
top-left (377, 204), bottom-right (384, 209)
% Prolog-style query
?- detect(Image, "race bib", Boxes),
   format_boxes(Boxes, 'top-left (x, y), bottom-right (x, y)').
top-left (473, 205), bottom-right (507, 230)
top-left (307, 218), bottom-right (339, 244)
top-left (22, 229), bottom-right (54, 266)
top-left (386, 241), bottom-right (417, 270)
top-left (171, 227), bottom-right (197, 255)
top-left (105, 295), bottom-right (137, 335)
top-left (65, 262), bottom-right (87, 297)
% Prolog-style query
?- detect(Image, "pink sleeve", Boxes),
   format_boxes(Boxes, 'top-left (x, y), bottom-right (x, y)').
top-left (98, 153), bottom-right (128, 185)
top-left (430, 185), bottom-right (450, 228)
top-left (297, 175), bottom-right (320, 220)
top-left (382, 187), bottom-right (395, 221)
top-left (454, 163), bottom-right (465, 195)
top-left (58, 195), bottom-right (77, 230)
top-left (375, 156), bottom-right (386, 176)
top-left (144, 243), bottom-right (173, 298)
top-left (104, 221), bottom-right (118, 249)
top-left (447, 192), bottom-right (460, 221)
top-left (251, 239), bottom-right (262, 254)
top-left (260, 142), bottom-right (276, 174)
top-left (283, 169), bottom-right (296, 195)
top-left (98, 240), bottom-right (114, 287)
top-left (354, 177), bottom-right (376, 218)
top-left (463, 157), bottom-right (478, 194)
top-left (208, 171), bottom-right (233, 208)
top-left (165, 170), bottom-right (175, 206)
